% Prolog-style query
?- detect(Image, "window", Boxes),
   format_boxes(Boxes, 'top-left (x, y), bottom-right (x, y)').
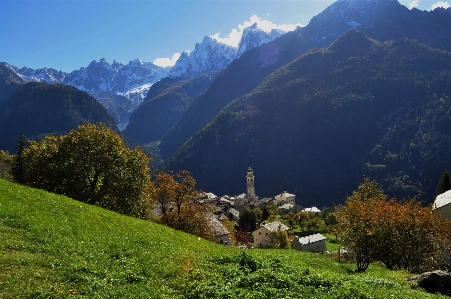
top-left (259, 232), bottom-right (261, 235)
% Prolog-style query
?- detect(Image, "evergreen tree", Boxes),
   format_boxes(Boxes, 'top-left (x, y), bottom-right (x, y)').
top-left (11, 133), bottom-right (25, 184)
top-left (436, 169), bottom-right (451, 198)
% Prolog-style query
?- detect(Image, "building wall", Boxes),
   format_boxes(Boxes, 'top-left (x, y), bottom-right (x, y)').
top-left (434, 204), bottom-right (451, 220)
top-left (253, 227), bottom-right (270, 247)
top-left (291, 239), bottom-right (326, 253)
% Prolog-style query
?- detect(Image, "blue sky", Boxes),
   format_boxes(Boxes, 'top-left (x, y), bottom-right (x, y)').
top-left (1, 0), bottom-right (449, 72)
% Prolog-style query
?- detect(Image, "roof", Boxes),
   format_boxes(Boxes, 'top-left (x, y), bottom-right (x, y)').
top-left (263, 221), bottom-right (290, 232)
top-left (294, 233), bottom-right (326, 245)
top-left (209, 215), bottom-right (230, 237)
top-left (303, 207), bottom-right (321, 213)
top-left (279, 204), bottom-right (294, 210)
top-left (433, 190), bottom-right (451, 210)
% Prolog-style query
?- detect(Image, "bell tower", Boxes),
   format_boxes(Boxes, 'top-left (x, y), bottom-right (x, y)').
top-left (246, 167), bottom-right (255, 196)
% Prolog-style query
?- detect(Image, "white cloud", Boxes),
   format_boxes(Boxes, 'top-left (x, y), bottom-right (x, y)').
top-left (409, 0), bottom-right (420, 8)
top-left (432, 1), bottom-right (451, 9)
top-left (210, 15), bottom-right (303, 47)
top-left (153, 53), bottom-right (181, 67)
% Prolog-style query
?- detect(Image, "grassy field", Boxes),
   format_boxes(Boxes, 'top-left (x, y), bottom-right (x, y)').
top-left (0, 179), bottom-right (447, 298)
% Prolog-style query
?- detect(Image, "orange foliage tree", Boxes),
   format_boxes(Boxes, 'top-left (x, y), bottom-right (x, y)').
top-left (337, 178), bottom-right (451, 272)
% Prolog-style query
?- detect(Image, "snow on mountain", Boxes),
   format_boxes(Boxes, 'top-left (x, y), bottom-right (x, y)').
top-left (169, 23), bottom-right (287, 78)
top-left (169, 36), bottom-right (236, 78)
top-left (236, 23), bottom-right (285, 57)
top-left (1, 62), bottom-right (67, 84)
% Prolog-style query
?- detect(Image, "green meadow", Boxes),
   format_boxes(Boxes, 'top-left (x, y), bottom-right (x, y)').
top-left (0, 179), bottom-right (447, 298)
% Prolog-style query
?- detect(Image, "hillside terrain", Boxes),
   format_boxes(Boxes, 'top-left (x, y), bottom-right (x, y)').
top-left (167, 31), bottom-right (451, 207)
top-left (0, 82), bottom-right (118, 153)
top-left (0, 179), bottom-right (447, 298)
top-left (123, 71), bottom-right (219, 144)
top-left (158, 0), bottom-right (451, 159)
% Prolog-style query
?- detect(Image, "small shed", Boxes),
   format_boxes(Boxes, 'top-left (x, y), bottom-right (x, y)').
top-left (291, 233), bottom-right (326, 253)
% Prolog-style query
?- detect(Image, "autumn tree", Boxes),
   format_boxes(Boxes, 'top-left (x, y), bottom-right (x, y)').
top-left (152, 169), bottom-right (214, 241)
top-left (338, 178), bottom-right (451, 272)
top-left (21, 123), bottom-right (153, 218)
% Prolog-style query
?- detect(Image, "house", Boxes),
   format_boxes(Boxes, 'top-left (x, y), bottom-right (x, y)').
top-left (209, 215), bottom-right (233, 245)
top-left (275, 191), bottom-right (296, 205)
top-left (279, 204), bottom-right (303, 215)
top-left (252, 221), bottom-right (290, 248)
top-left (433, 190), bottom-right (451, 220)
top-left (303, 206), bottom-right (321, 213)
top-left (291, 233), bottom-right (326, 253)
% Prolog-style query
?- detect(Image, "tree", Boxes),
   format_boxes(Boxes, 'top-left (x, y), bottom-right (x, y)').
top-left (152, 169), bottom-right (215, 241)
top-left (11, 133), bottom-right (26, 184)
top-left (0, 150), bottom-right (13, 181)
top-left (436, 169), bottom-right (451, 198)
top-left (337, 178), bottom-right (451, 272)
top-left (336, 178), bottom-right (387, 272)
top-left (238, 208), bottom-right (257, 232)
top-left (21, 123), bottom-right (152, 218)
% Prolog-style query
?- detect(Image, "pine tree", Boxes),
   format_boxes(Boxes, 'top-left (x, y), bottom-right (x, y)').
top-left (11, 133), bottom-right (26, 184)
top-left (436, 169), bottom-right (451, 198)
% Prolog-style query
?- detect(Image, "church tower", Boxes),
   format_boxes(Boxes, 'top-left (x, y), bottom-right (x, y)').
top-left (246, 167), bottom-right (255, 196)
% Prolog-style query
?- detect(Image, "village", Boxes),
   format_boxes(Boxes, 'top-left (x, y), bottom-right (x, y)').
top-left (199, 167), bottom-right (329, 253)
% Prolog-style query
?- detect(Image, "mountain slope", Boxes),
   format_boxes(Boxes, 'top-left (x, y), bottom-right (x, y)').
top-left (0, 82), bottom-right (118, 153)
top-left (167, 31), bottom-right (451, 207)
top-left (0, 63), bottom-right (25, 103)
top-left (122, 71), bottom-right (218, 144)
top-left (159, 0), bottom-right (451, 158)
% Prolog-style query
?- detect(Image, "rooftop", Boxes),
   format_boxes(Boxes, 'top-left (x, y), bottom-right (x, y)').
top-left (433, 190), bottom-right (451, 210)
top-left (294, 233), bottom-right (326, 245)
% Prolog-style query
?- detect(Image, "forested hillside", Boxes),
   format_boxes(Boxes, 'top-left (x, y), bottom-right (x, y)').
top-left (168, 31), bottom-right (451, 207)
top-left (123, 71), bottom-right (218, 144)
top-left (0, 82), bottom-right (118, 153)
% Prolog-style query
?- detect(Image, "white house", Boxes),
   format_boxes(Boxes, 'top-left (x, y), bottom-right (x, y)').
top-left (433, 190), bottom-right (451, 220)
top-left (252, 221), bottom-right (290, 248)
top-left (303, 206), bottom-right (321, 213)
top-left (209, 215), bottom-right (233, 245)
top-left (275, 191), bottom-right (296, 205)
top-left (291, 233), bottom-right (326, 253)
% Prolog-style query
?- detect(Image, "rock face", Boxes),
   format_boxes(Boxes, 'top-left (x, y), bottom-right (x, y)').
top-left (414, 270), bottom-right (451, 295)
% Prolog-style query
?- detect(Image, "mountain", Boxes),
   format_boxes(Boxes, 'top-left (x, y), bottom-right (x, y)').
top-left (166, 31), bottom-right (451, 207)
top-left (168, 23), bottom-right (286, 79)
top-left (236, 23), bottom-right (286, 57)
top-left (159, 0), bottom-right (451, 159)
top-left (122, 71), bottom-right (219, 144)
top-left (168, 37), bottom-right (236, 78)
top-left (0, 63), bottom-right (25, 103)
top-left (0, 82), bottom-right (118, 153)
top-left (1, 59), bottom-right (170, 130)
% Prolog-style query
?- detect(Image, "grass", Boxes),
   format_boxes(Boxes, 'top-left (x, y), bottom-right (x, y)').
top-left (0, 178), bottom-right (448, 298)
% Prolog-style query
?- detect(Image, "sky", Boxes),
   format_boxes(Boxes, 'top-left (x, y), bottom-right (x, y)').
top-left (1, 0), bottom-right (450, 72)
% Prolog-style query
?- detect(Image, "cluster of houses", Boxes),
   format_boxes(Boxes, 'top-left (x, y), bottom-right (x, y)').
top-left (202, 167), bottom-right (326, 253)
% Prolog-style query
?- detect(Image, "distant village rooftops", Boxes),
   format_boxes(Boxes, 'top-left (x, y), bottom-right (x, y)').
top-left (262, 221), bottom-right (290, 232)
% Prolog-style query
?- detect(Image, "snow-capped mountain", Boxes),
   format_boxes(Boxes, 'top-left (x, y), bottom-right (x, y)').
top-left (236, 23), bottom-right (285, 57)
top-left (169, 36), bottom-right (236, 78)
top-left (3, 59), bottom-right (170, 130)
top-left (169, 23), bottom-right (287, 78)
top-left (1, 62), bottom-right (67, 84)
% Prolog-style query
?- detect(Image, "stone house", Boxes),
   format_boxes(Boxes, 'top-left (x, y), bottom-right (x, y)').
top-left (252, 221), bottom-right (290, 248)
top-left (275, 191), bottom-right (296, 205)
